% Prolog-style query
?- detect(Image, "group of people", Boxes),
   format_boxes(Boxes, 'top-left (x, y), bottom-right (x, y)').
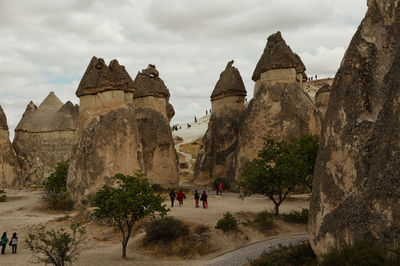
top-left (1, 232), bottom-right (18, 255)
top-left (307, 75), bottom-right (318, 82)
top-left (169, 190), bottom-right (208, 208)
top-left (205, 109), bottom-right (211, 115)
top-left (171, 125), bottom-right (181, 131)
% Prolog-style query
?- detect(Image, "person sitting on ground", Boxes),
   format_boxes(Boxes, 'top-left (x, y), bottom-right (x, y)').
top-left (200, 191), bottom-right (208, 209)
top-left (10, 233), bottom-right (17, 254)
top-left (1, 232), bottom-right (8, 255)
top-left (169, 190), bottom-right (176, 207)
top-left (176, 190), bottom-right (186, 206)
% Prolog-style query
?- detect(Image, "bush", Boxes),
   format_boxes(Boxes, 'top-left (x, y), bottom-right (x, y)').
top-left (216, 212), bottom-right (238, 232)
top-left (0, 189), bottom-right (6, 202)
top-left (283, 208), bottom-right (309, 224)
top-left (250, 242), bottom-right (317, 266)
top-left (254, 210), bottom-right (274, 230)
top-left (42, 161), bottom-right (74, 211)
top-left (143, 217), bottom-right (189, 245)
top-left (321, 240), bottom-right (400, 266)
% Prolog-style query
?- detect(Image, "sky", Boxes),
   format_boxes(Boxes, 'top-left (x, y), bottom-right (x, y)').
top-left (0, 0), bottom-right (367, 140)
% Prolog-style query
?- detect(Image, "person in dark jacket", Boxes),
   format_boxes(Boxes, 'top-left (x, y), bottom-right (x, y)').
top-left (10, 232), bottom-right (18, 254)
top-left (1, 232), bottom-right (8, 255)
top-left (200, 191), bottom-right (208, 209)
top-left (194, 190), bottom-right (200, 208)
top-left (169, 190), bottom-right (176, 207)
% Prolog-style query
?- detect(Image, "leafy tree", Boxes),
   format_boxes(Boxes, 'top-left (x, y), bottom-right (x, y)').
top-left (93, 171), bottom-right (168, 259)
top-left (238, 135), bottom-right (319, 216)
top-left (25, 223), bottom-right (86, 266)
top-left (42, 161), bottom-right (74, 210)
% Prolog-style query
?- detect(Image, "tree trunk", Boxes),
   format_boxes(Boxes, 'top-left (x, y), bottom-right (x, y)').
top-left (274, 203), bottom-right (280, 216)
top-left (122, 242), bottom-right (127, 259)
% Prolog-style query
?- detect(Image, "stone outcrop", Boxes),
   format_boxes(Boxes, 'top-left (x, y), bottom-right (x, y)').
top-left (67, 59), bottom-right (178, 197)
top-left (133, 65), bottom-right (179, 188)
top-left (12, 93), bottom-right (78, 185)
top-left (228, 32), bottom-right (320, 186)
top-left (309, 0), bottom-right (400, 256)
top-left (252, 31), bottom-right (307, 95)
top-left (0, 105), bottom-right (21, 187)
top-left (193, 60), bottom-right (246, 185)
top-left (314, 84), bottom-right (332, 119)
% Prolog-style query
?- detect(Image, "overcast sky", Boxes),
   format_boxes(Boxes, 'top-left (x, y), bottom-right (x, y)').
top-left (0, 0), bottom-right (367, 139)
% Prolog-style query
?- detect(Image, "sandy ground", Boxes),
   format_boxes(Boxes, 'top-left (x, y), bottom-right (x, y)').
top-left (0, 189), bottom-right (309, 266)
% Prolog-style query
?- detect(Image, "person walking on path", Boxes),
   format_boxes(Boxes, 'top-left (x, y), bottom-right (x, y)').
top-left (169, 190), bottom-right (176, 207)
top-left (176, 190), bottom-right (186, 206)
top-left (201, 191), bottom-right (208, 209)
top-left (10, 233), bottom-right (17, 254)
top-left (194, 190), bottom-right (200, 208)
top-left (194, 116), bottom-right (197, 123)
top-left (1, 232), bottom-right (8, 255)
top-left (218, 181), bottom-right (223, 195)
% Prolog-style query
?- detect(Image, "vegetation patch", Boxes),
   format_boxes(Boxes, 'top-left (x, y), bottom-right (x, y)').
top-left (0, 189), bottom-right (7, 202)
top-left (142, 219), bottom-right (212, 258)
top-left (254, 210), bottom-right (275, 231)
top-left (216, 211), bottom-right (238, 232)
top-left (283, 208), bottom-right (309, 224)
top-left (41, 161), bottom-right (74, 211)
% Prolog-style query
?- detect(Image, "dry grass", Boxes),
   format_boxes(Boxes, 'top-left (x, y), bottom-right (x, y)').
top-left (180, 137), bottom-right (202, 159)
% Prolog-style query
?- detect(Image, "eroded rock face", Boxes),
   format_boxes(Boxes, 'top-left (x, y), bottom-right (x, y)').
top-left (0, 105), bottom-right (21, 187)
top-left (68, 59), bottom-right (179, 197)
top-left (194, 61), bottom-right (246, 186)
top-left (314, 84), bottom-right (332, 120)
top-left (67, 105), bottom-right (144, 196)
top-left (309, 0), bottom-right (400, 256)
top-left (135, 108), bottom-right (178, 188)
top-left (13, 93), bottom-right (78, 185)
top-left (230, 83), bottom-right (321, 186)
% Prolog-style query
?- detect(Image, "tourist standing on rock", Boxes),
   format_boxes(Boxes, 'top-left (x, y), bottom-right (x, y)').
top-left (194, 116), bottom-right (197, 123)
top-left (10, 233), bottom-right (17, 254)
top-left (206, 109), bottom-right (208, 115)
top-left (201, 191), bottom-right (208, 208)
top-left (1, 232), bottom-right (8, 255)
top-left (176, 190), bottom-right (186, 206)
top-left (169, 190), bottom-right (176, 207)
top-left (194, 190), bottom-right (200, 208)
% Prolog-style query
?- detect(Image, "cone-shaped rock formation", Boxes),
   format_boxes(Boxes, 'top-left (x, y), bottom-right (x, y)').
top-left (194, 60), bottom-right (247, 186)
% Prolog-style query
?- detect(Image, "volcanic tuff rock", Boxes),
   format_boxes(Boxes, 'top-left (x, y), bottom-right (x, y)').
top-left (13, 92), bottom-right (78, 185)
top-left (230, 82), bottom-right (321, 186)
top-left (314, 84), bottom-right (332, 120)
top-left (68, 59), bottom-right (178, 197)
top-left (194, 61), bottom-right (246, 185)
top-left (309, 0), bottom-right (400, 256)
top-left (0, 105), bottom-right (21, 187)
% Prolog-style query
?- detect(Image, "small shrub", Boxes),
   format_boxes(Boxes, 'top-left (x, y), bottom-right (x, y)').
top-left (216, 212), bottom-right (238, 232)
top-left (0, 189), bottom-right (6, 202)
top-left (321, 240), bottom-right (400, 266)
top-left (42, 161), bottom-right (75, 211)
top-left (254, 210), bottom-right (274, 230)
top-left (143, 217), bottom-right (189, 245)
top-left (283, 208), bottom-right (309, 224)
top-left (194, 224), bottom-right (209, 235)
top-left (250, 242), bottom-right (317, 266)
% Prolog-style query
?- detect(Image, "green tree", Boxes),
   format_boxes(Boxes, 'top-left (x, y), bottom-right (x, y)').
top-left (42, 161), bottom-right (74, 210)
top-left (25, 223), bottom-right (86, 266)
top-left (93, 171), bottom-right (168, 259)
top-left (238, 135), bottom-right (319, 216)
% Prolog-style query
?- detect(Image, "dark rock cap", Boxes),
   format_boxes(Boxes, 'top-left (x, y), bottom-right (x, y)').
top-left (166, 102), bottom-right (175, 121)
top-left (294, 53), bottom-right (307, 81)
top-left (132, 65), bottom-right (170, 99)
top-left (76, 57), bottom-right (134, 97)
top-left (0, 105), bottom-right (8, 130)
top-left (108, 59), bottom-right (135, 93)
top-left (211, 60), bottom-right (247, 101)
top-left (252, 31), bottom-right (300, 81)
top-left (315, 84), bottom-right (332, 98)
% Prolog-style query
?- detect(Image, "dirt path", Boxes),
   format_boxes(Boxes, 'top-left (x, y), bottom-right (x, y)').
top-left (201, 234), bottom-right (308, 266)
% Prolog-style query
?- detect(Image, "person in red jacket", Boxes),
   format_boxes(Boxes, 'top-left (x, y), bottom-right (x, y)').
top-left (176, 190), bottom-right (186, 206)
